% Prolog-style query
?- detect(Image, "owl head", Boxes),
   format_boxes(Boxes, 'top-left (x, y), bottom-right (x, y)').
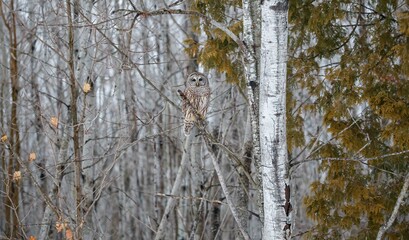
top-left (186, 72), bottom-right (208, 87)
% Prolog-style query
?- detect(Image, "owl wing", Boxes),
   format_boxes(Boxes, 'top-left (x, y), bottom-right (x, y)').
top-left (182, 87), bottom-right (197, 123)
top-left (182, 88), bottom-right (195, 135)
top-left (183, 87), bottom-right (210, 120)
top-left (196, 87), bottom-right (211, 119)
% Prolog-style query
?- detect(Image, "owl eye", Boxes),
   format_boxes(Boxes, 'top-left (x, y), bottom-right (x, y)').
top-left (198, 78), bottom-right (203, 81)
top-left (191, 78), bottom-right (196, 82)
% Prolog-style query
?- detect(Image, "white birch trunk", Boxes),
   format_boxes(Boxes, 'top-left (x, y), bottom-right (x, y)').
top-left (242, 0), bottom-right (264, 223)
top-left (259, 1), bottom-right (291, 239)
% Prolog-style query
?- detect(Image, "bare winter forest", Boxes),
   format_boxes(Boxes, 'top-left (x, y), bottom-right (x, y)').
top-left (1, 0), bottom-right (409, 239)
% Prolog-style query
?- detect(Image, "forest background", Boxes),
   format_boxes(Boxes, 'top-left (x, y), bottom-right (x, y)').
top-left (1, 0), bottom-right (409, 239)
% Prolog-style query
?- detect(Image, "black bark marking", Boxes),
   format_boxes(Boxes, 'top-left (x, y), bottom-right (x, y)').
top-left (249, 80), bottom-right (258, 90)
top-left (283, 183), bottom-right (292, 233)
top-left (269, 1), bottom-right (289, 11)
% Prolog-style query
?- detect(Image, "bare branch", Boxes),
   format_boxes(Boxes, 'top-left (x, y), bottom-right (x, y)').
top-left (113, 8), bottom-right (247, 54)
top-left (376, 172), bottom-right (409, 240)
top-left (291, 149), bottom-right (409, 176)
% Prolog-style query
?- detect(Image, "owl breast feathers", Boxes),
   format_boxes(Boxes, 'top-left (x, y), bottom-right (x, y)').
top-left (182, 72), bottom-right (211, 136)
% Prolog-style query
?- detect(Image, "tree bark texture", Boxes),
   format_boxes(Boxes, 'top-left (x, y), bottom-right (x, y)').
top-left (259, 0), bottom-right (291, 239)
top-left (1, 0), bottom-right (21, 237)
top-left (154, 131), bottom-right (195, 240)
top-left (66, 0), bottom-right (83, 238)
top-left (242, 0), bottom-right (263, 223)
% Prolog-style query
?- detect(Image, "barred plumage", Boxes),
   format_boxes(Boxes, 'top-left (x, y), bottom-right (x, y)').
top-left (182, 72), bottom-right (211, 136)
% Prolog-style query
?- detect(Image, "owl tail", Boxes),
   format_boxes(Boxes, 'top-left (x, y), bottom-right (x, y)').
top-left (184, 122), bottom-right (194, 136)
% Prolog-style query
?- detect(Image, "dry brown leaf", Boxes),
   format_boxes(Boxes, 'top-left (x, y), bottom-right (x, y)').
top-left (55, 221), bottom-right (64, 233)
top-left (50, 117), bottom-right (58, 128)
top-left (29, 152), bottom-right (36, 162)
top-left (1, 134), bottom-right (7, 142)
top-left (65, 228), bottom-right (73, 240)
top-left (13, 171), bottom-right (21, 182)
top-left (83, 83), bottom-right (91, 93)
top-left (29, 236), bottom-right (36, 240)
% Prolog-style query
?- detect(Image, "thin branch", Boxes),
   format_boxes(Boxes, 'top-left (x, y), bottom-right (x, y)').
top-left (156, 193), bottom-right (223, 205)
top-left (167, 0), bottom-right (185, 8)
top-left (38, 90), bottom-right (70, 109)
top-left (376, 171), bottom-right (409, 240)
top-left (306, 116), bottom-right (360, 159)
top-left (112, 8), bottom-right (247, 54)
top-left (79, 9), bottom-right (181, 111)
top-left (291, 149), bottom-right (409, 176)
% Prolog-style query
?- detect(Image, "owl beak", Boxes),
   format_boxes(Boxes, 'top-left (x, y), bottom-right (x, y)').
top-left (196, 82), bottom-right (200, 86)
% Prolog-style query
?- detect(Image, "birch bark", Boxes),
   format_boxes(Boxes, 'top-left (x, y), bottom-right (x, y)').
top-left (242, 0), bottom-right (263, 223)
top-left (259, 1), bottom-right (290, 239)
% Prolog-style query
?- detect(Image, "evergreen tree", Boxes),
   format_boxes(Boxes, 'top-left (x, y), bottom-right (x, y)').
top-left (288, 0), bottom-right (409, 238)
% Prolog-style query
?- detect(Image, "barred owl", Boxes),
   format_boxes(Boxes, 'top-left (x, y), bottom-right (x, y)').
top-left (182, 72), bottom-right (211, 136)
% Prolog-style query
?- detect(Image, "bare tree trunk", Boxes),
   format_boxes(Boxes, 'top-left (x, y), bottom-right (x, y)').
top-left (236, 142), bottom-right (252, 240)
top-left (154, 131), bottom-right (195, 240)
top-left (0, 13), bottom-right (6, 235)
top-left (1, 0), bottom-right (21, 237)
top-left (38, 29), bottom-right (69, 238)
top-left (74, 0), bottom-right (97, 237)
top-left (209, 167), bottom-right (221, 240)
top-left (66, 1), bottom-right (83, 238)
top-left (242, 0), bottom-right (263, 223)
top-left (153, 124), bottom-right (163, 231)
top-left (259, 1), bottom-right (291, 239)
top-left (38, 124), bottom-right (71, 240)
top-left (188, 133), bottom-right (204, 240)
top-left (28, 9), bottom-right (49, 211)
